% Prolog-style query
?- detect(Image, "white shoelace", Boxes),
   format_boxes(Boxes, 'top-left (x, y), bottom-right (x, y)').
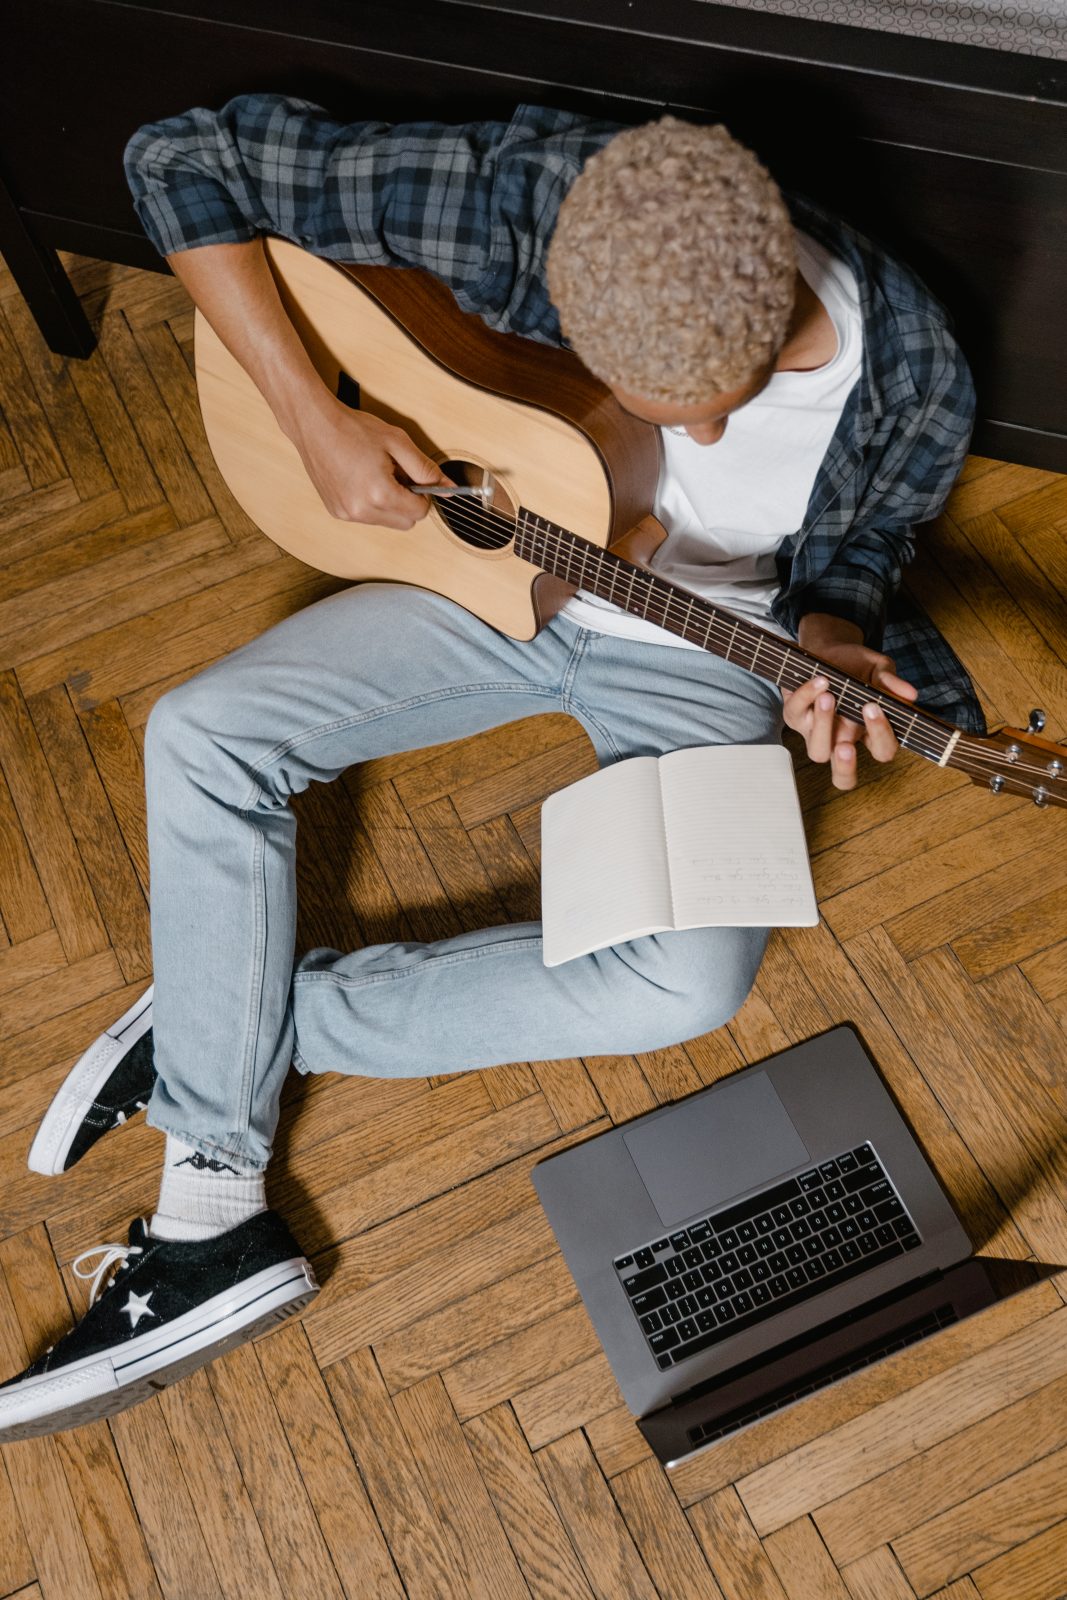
top-left (72, 1242), bottom-right (144, 1306)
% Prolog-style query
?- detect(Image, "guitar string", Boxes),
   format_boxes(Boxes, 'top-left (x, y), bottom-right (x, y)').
top-left (437, 498), bottom-right (1026, 772)
top-left (436, 499), bottom-right (1058, 783)
top-left (431, 500), bottom-right (1062, 787)
top-left (433, 500), bottom-right (977, 763)
top-left (438, 493), bottom-right (1064, 798)
top-left (435, 502), bottom-right (1011, 784)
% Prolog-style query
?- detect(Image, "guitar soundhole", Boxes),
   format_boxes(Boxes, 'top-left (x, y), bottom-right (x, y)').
top-left (435, 459), bottom-right (516, 552)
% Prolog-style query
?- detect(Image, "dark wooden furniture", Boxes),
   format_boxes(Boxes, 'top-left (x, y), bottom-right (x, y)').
top-left (4, 0), bottom-right (1066, 469)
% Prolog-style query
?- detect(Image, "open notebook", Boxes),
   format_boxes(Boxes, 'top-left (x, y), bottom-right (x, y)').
top-left (540, 743), bottom-right (818, 966)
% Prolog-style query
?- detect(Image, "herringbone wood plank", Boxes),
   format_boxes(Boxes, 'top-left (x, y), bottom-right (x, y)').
top-left (1, 251), bottom-right (1065, 1600)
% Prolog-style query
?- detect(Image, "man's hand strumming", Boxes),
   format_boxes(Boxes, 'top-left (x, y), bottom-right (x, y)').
top-left (292, 400), bottom-right (453, 530)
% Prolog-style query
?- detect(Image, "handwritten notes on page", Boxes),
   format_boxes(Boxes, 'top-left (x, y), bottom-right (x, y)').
top-left (540, 743), bottom-right (817, 967)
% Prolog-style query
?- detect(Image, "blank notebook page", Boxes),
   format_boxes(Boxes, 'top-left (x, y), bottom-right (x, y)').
top-left (540, 743), bottom-right (816, 967)
top-left (540, 756), bottom-right (674, 966)
top-left (662, 744), bottom-right (817, 928)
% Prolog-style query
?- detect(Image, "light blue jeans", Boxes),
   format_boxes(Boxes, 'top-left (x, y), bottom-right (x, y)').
top-left (143, 582), bottom-right (783, 1169)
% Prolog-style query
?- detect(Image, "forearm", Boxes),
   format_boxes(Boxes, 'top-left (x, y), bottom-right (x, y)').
top-left (170, 238), bottom-right (448, 528)
top-left (168, 239), bottom-right (333, 442)
top-left (774, 525), bottom-right (911, 649)
top-left (797, 612), bottom-right (864, 656)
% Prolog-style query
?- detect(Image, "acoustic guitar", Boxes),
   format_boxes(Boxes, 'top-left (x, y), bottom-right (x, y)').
top-left (195, 238), bottom-right (1065, 811)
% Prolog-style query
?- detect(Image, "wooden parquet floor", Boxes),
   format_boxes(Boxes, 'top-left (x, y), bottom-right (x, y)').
top-left (0, 249), bottom-right (1065, 1600)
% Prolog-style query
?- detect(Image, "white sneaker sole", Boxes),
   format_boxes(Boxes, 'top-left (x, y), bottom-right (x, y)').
top-left (28, 986), bottom-right (155, 1176)
top-left (0, 1255), bottom-right (317, 1441)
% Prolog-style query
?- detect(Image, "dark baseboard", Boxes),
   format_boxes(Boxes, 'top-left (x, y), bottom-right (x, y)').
top-left (970, 420), bottom-right (1067, 476)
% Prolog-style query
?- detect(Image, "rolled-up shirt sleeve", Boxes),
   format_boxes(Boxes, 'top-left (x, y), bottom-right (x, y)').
top-left (777, 520), bottom-right (915, 645)
top-left (124, 93), bottom-right (492, 273)
top-left (773, 325), bottom-right (974, 648)
top-left (124, 92), bottom-right (619, 338)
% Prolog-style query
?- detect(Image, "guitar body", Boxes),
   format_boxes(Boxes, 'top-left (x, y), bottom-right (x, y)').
top-left (195, 239), bottom-right (1066, 810)
top-left (195, 238), bottom-right (665, 639)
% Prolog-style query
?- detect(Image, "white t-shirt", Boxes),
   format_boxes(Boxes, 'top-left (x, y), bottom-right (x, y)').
top-left (557, 231), bottom-right (864, 649)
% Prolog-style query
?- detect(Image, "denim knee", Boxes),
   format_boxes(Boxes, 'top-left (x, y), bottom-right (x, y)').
top-left (145, 672), bottom-right (260, 808)
top-left (146, 674), bottom-right (209, 764)
top-left (608, 925), bottom-right (767, 1044)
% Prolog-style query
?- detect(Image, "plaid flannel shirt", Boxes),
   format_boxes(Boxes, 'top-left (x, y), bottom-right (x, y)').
top-left (125, 93), bottom-right (983, 731)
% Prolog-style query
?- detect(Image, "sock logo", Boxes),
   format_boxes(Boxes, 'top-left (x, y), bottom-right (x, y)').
top-left (174, 1152), bottom-right (240, 1174)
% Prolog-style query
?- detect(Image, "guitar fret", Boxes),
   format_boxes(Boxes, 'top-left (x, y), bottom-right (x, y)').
top-left (784, 655), bottom-right (807, 691)
top-left (608, 553), bottom-right (626, 606)
top-left (577, 540), bottom-right (593, 586)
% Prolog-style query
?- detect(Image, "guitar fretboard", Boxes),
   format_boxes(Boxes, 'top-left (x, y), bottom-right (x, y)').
top-left (514, 508), bottom-right (958, 770)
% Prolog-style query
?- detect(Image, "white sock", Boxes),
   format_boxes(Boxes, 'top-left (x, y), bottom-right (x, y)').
top-left (150, 1136), bottom-right (266, 1241)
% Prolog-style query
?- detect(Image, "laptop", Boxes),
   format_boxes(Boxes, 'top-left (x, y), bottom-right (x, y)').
top-left (532, 1025), bottom-right (1060, 1467)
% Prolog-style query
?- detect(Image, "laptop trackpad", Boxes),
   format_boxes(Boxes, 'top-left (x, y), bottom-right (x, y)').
top-left (623, 1072), bottom-right (810, 1226)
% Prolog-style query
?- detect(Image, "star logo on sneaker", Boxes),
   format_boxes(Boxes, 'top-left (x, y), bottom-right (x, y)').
top-left (122, 1290), bottom-right (157, 1330)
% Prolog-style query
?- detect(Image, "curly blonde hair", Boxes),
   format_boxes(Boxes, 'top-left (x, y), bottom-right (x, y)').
top-left (546, 117), bottom-right (796, 405)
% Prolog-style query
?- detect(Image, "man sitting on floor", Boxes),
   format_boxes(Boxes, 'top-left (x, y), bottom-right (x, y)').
top-left (0, 96), bottom-right (979, 1440)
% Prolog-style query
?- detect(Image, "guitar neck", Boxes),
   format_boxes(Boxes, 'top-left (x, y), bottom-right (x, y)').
top-left (515, 508), bottom-right (963, 771)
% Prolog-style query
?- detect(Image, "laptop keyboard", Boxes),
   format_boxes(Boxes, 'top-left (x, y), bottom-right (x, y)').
top-left (613, 1143), bottom-right (922, 1370)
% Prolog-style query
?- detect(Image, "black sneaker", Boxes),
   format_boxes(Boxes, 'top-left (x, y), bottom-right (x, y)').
top-left (28, 986), bottom-right (156, 1175)
top-left (0, 1211), bottom-right (317, 1442)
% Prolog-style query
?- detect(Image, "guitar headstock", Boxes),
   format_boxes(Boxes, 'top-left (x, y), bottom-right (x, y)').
top-left (967, 709), bottom-right (1067, 810)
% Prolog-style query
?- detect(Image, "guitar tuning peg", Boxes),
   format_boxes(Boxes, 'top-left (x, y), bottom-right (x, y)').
top-left (1028, 708), bottom-right (1047, 733)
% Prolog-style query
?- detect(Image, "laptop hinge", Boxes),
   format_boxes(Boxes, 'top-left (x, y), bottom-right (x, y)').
top-left (668, 1268), bottom-right (946, 1410)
